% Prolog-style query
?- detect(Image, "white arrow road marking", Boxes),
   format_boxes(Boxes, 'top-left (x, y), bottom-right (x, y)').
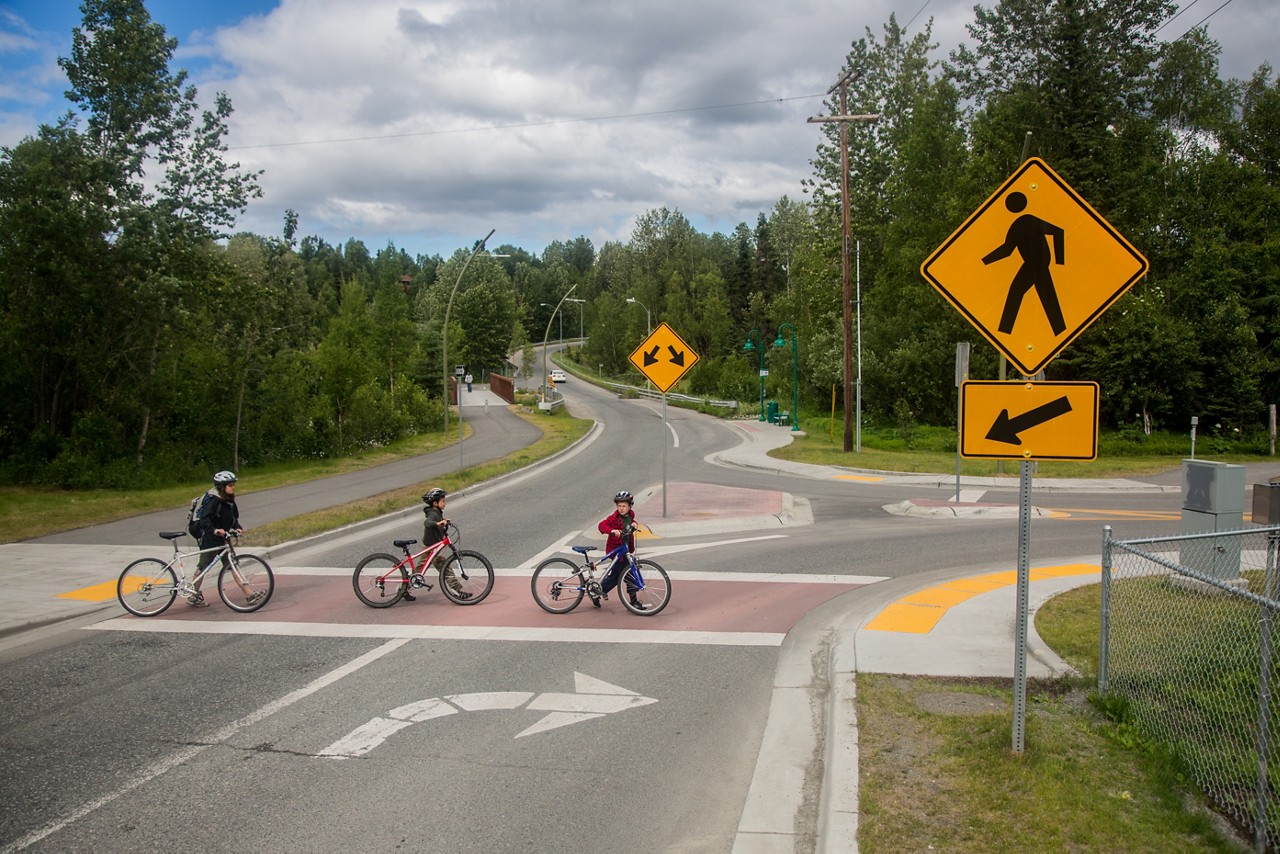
top-left (317, 672), bottom-right (657, 758)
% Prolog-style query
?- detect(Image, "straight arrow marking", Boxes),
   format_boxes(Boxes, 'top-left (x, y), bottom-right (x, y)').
top-left (985, 396), bottom-right (1073, 445)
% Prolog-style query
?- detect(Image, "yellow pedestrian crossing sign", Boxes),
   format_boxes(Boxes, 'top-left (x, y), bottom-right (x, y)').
top-left (629, 322), bottom-right (699, 393)
top-left (921, 158), bottom-right (1147, 377)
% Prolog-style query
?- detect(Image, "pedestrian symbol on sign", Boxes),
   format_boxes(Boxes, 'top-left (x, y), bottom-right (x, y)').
top-left (982, 191), bottom-right (1066, 337)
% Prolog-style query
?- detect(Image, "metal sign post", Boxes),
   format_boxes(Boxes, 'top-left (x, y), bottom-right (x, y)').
top-left (1013, 460), bottom-right (1033, 753)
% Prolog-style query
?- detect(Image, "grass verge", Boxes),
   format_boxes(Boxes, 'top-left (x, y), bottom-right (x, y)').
top-left (0, 409), bottom-right (590, 546)
top-left (856, 585), bottom-right (1246, 852)
top-left (772, 424), bottom-right (1272, 479)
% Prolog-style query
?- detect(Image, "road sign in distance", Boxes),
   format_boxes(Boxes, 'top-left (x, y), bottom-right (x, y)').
top-left (961, 380), bottom-right (1099, 461)
top-left (628, 322), bottom-right (700, 393)
top-left (922, 158), bottom-right (1147, 377)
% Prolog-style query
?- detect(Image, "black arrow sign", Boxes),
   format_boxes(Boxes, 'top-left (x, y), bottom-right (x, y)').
top-left (643, 346), bottom-right (660, 367)
top-left (667, 346), bottom-right (685, 366)
top-left (985, 396), bottom-right (1073, 445)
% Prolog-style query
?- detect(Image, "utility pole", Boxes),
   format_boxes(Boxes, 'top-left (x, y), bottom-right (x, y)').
top-left (809, 72), bottom-right (878, 452)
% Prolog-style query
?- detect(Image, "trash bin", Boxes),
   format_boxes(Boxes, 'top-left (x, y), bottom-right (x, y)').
top-left (766, 401), bottom-right (779, 424)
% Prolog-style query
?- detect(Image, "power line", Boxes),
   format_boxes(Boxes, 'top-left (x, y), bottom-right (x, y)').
top-left (1168, 0), bottom-right (1239, 44)
top-left (903, 0), bottom-right (933, 32)
top-left (1153, 0), bottom-right (1204, 35)
top-left (227, 93), bottom-right (825, 152)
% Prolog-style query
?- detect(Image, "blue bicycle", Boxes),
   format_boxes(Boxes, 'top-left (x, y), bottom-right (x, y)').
top-left (531, 532), bottom-right (671, 616)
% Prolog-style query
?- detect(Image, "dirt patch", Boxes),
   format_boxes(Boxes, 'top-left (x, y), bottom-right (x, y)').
top-left (914, 691), bottom-right (1009, 716)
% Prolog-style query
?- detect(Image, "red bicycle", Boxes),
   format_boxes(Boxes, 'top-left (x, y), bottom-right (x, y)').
top-left (352, 523), bottom-right (494, 607)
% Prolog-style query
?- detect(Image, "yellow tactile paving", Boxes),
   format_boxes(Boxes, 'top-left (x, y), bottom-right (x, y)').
top-left (864, 602), bottom-right (947, 633)
top-left (58, 579), bottom-right (121, 602)
top-left (866, 563), bottom-right (1101, 635)
top-left (1031, 563), bottom-right (1099, 579)
top-left (833, 474), bottom-right (884, 483)
top-left (900, 586), bottom-right (977, 608)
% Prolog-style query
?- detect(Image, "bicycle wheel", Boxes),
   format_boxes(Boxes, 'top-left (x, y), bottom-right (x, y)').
top-left (117, 558), bottom-right (179, 617)
top-left (439, 550), bottom-right (495, 605)
top-left (353, 553), bottom-right (408, 608)
top-left (620, 559), bottom-right (671, 616)
top-left (531, 558), bottom-right (585, 614)
top-left (218, 554), bottom-right (274, 612)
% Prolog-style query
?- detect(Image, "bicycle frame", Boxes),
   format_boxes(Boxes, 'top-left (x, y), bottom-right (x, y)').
top-left (569, 541), bottom-right (648, 593)
top-left (164, 540), bottom-right (237, 592)
top-left (373, 534), bottom-right (455, 588)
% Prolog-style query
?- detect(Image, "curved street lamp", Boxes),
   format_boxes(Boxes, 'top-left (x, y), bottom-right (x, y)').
top-left (540, 303), bottom-right (564, 343)
top-left (565, 297), bottom-right (585, 340)
top-left (625, 297), bottom-right (651, 335)
top-left (743, 329), bottom-right (766, 421)
top-left (773, 322), bottom-right (800, 431)
top-left (541, 285), bottom-right (577, 401)
top-left (443, 229), bottom-right (494, 435)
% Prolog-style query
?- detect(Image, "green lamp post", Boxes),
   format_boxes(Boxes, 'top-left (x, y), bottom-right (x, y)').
top-left (773, 322), bottom-right (799, 431)
top-left (744, 329), bottom-right (766, 421)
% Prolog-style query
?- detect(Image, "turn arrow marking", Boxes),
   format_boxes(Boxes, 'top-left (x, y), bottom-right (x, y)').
top-left (985, 396), bottom-right (1073, 445)
top-left (317, 672), bottom-right (658, 758)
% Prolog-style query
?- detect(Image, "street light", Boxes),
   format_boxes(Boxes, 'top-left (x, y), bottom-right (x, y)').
top-left (541, 286), bottom-right (577, 400)
top-left (625, 297), bottom-right (651, 334)
top-left (540, 303), bottom-right (563, 343)
top-left (565, 298), bottom-right (585, 340)
top-left (743, 329), bottom-right (766, 421)
top-left (773, 323), bottom-right (800, 432)
top-left (442, 231), bottom-right (508, 445)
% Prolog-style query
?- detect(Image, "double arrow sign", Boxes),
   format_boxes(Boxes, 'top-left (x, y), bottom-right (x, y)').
top-left (629, 322), bottom-right (700, 393)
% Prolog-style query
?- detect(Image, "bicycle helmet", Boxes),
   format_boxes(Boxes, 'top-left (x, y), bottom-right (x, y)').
top-left (422, 487), bottom-right (447, 505)
top-left (213, 470), bottom-right (237, 486)
top-left (613, 490), bottom-right (634, 504)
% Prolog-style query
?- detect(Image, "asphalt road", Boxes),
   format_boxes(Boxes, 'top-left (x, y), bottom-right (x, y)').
top-left (0, 375), bottom-right (1213, 852)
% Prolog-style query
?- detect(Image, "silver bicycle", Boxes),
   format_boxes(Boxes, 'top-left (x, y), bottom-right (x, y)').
top-left (116, 530), bottom-right (274, 616)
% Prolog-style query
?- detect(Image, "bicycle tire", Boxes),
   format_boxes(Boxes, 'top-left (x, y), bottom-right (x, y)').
top-left (531, 557), bottom-right (585, 614)
top-left (439, 550), bottom-right (494, 605)
top-left (218, 554), bottom-right (274, 612)
top-left (117, 558), bottom-right (179, 617)
top-left (353, 553), bottom-right (408, 608)
top-left (620, 559), bottom-right (671, 616)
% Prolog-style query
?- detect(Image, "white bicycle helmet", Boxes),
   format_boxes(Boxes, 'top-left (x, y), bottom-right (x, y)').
top-left (213, 470), bottom-right (237, 486)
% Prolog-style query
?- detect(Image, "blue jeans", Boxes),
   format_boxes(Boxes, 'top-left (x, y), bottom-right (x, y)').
top-left (600, 556), bottom-right (638, 598)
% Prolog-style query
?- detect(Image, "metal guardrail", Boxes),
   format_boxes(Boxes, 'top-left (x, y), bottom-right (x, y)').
top-left (602, 381), bottom-right (737, 409)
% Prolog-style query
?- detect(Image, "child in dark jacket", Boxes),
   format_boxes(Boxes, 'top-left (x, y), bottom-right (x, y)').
top-left (597, 489), bottom-right (645, 610)
top-left (407, 487), bottom-right (469, 601)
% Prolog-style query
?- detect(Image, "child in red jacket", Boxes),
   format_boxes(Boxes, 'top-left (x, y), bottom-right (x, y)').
top-left (597, 489), bottom-right (645, 610)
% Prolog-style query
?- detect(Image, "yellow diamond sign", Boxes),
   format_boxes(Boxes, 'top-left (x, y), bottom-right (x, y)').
top-left (922, 158), bottom-right (1147, 377)
top-left (629, 322), bottom-right (699, 393)
top-left (961, 381), bottom-right (1099, 461)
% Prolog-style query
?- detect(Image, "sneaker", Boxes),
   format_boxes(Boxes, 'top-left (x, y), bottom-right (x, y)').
top-left (590, 596), bottom-right (601, 608)
top-left (187, 592), bottom-right (208, 608)
top-left (245, 590), bottom-right (265, 605)
top-left (402, 591), bottom-right (416, 602)
top-left (629, 598), bottom-right (647, 611)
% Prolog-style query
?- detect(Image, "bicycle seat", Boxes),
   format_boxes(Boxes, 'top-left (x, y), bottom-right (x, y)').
top-left (571, 545), bottom-right (597, 555)
top-left (394, 539), bottom-right (418, 549)
top-left (159, 531), bottom-right (185, 540)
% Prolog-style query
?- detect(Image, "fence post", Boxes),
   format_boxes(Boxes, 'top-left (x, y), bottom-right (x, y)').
top-left (1098, 525), bottom-right (1112, 694)
top-left (1255, 531), bottom-right (1279, 853)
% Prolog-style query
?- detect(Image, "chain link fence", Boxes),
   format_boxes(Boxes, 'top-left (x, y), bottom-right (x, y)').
top-left (1101, 525), bottom-right (1280, 852)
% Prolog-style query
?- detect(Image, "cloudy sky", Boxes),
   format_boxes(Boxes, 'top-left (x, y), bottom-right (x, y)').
top-left (1, 0), bottom-right (1276, 259)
